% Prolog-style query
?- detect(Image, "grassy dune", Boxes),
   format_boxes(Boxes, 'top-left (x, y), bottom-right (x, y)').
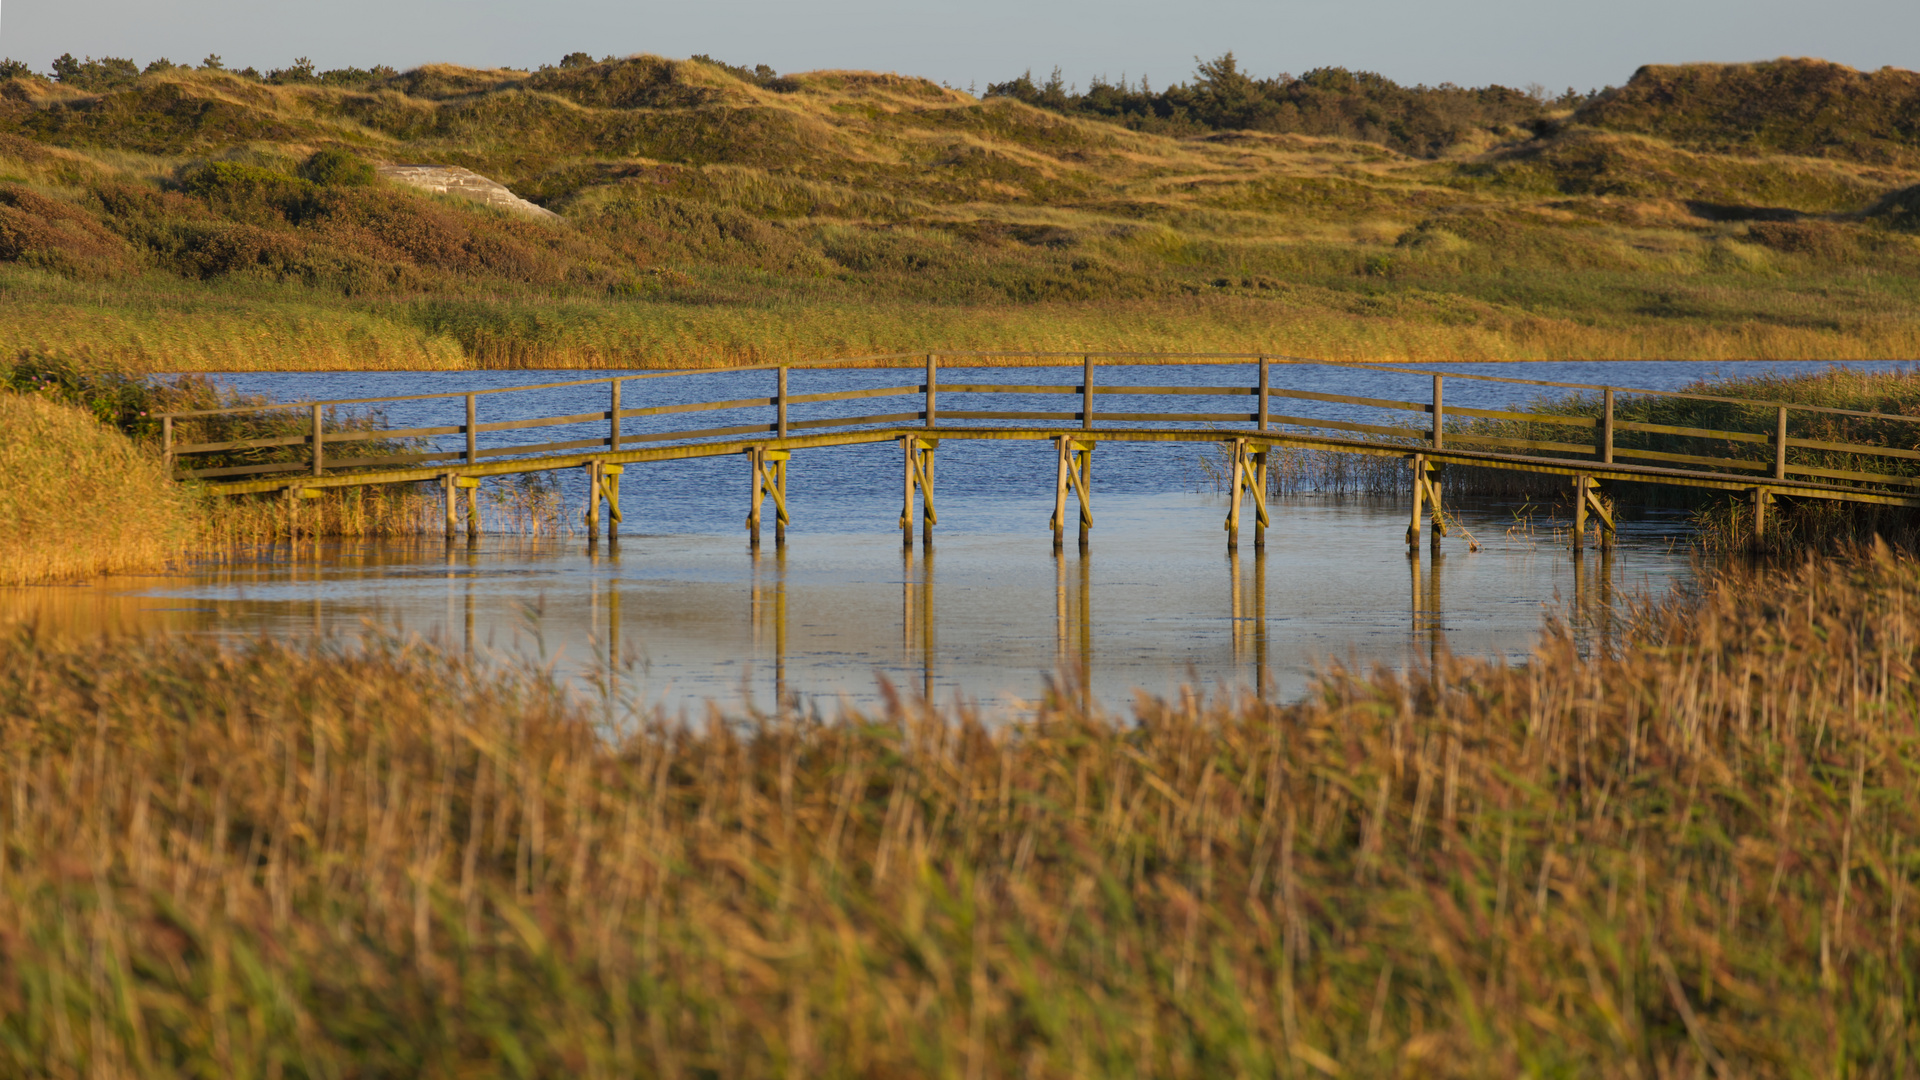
top-left (1, 57), bottom-right (1919, 368)
top-left (0, 542), bottom-right (1916, 1075)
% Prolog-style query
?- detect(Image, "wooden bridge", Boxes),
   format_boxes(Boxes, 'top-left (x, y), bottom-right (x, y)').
top-left (160, 353), bottom-right (1920, 552)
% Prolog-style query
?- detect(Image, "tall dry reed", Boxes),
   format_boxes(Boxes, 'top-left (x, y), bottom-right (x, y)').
top-left (0, 392), bottom-right (192, 584)
top-left (0, 544), bottom-right (1915, 1075)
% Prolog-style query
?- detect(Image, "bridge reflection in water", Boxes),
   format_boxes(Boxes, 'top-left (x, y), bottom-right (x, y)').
top-left (5, 496), bottom-right (1676, 714)
top-left (724, 537), bottom-right (1292, 712)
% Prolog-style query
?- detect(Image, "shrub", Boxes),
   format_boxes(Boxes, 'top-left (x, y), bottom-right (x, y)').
top-left (0, 184), bottom-right (133, 277)
top-left (986, 52), bottom-right (1551, 156)
top-left (178, 160), bottom-right (312, 220)
top-left (48, 53), bottom-right (140, 91)
top-left (1577, 58), bottom-right (1920, 164)
top-left (266, 56), bottom-right (318, 84)
top-left (298, 147), bottom-right (375, 187)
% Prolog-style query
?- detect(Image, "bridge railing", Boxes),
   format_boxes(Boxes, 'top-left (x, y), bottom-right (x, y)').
top-left (154, 353), bottom-right (1920, 496)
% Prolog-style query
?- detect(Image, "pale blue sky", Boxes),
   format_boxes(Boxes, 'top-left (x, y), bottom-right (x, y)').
top-left (3, 0), bottom-right (1914, 94)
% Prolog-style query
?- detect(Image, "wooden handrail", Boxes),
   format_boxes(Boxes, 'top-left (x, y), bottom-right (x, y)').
top-left (159, 352), bottom-right (1920, 498)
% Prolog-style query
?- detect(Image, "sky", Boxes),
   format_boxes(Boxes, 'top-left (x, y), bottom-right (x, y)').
top-left (2, 0), bottom-right (1916, 95)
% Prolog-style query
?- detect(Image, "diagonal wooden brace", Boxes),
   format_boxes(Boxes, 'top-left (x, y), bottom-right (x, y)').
top-left (1225, 440), bottom-right (1272, 543)
top-left (1572, 474), bottom-right (1614, 550)
top-left (1070, 443), bottom-right (1092, 530)
top-left (599, 464), bottom-right (623, 524)
top-left (1407, 455), bottom-right (1445, 548)
top-left (899, 438), bottom-right (937, 530)
top-left (762, 452), bottom-right (790, 528)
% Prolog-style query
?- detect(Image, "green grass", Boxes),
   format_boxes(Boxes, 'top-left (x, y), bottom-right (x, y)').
top-left (1, 56), bottom-right (1920, 369)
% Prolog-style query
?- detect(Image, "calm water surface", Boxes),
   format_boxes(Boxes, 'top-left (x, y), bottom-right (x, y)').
top-left (11, 360), bottom-right (1909, 716)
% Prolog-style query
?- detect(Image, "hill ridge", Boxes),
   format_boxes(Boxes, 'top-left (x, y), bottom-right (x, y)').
top-left (0, 53), bottom-right (1918, 369)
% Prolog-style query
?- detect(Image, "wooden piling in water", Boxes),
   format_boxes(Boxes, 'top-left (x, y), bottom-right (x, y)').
top-left (605, 466), bottom-right (622, 539)
top-left (902, 440), bottom-right (915, 549)
top-left (1051, 439), bottom-right (1093, 551)
top-left (1571, 474), bottom-right (1615, 551)
top-left (1226, 440), bottom-right (1243, 552)
top-left (1253, 450), bottom-right (1270, 550)
top-left (772, 456), bottom-right (787, 546)
top-left (584, 460), bottom-right (601, 542)
top-left (1225, 440), bottom-right (1271, 552)
top-left (457, 475), bottom-right (481, 539)
top-left (1572, 474), bottom-right (1588, 551)
top-left (747, 448), bottom-right (789, 548)
top-left (1407, 454), bottom-right (1425, 550)
top-left (1405, 455), bottom-right (1444, 551)
top-left (1051, 438), bottom-right (1069, 552)
top-left (898, 438), bottom-right (937, 549)
top-left (749, 450), bottom-right (764, 548)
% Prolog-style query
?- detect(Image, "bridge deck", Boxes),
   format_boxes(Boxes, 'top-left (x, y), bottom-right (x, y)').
top-left (205, 424), bottom-right (1920, 509)
top-left (158, 353), bottom-right (1920, 550)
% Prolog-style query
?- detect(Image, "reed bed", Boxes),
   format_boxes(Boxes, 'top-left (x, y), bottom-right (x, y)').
top-left (200, 475), bottom-right (573, 546)
top-left (0, 544), bottom-right (1915, 1076)
top-left (1465, 366), bottom-right (1920, 552)
top-left (0, 392), bottom-right (191, 584)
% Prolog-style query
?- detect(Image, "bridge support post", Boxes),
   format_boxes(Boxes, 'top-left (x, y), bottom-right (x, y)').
top-left (1407, 455), bottom-right (1444, 550)
top-left (748, 448), bottom-right (791, 548)
top-left (443, 473), bottom-right (458, 541)
top-left (1407, 455), bottom-right (1423, 550)
top-left (1224, 440), bottom-right (1270, 552)
top-left (453, 475), bottom-right (481, 540)
top-left (1253, 450), bottom-right (1270, 551)
top-left (1751, 486), bottom-right (1772, 554)
top-left (576, 461), bottom-right (624, 543)
top-left (1052, 437), bottom-right (1093, 551)
top-left (583, 460), bottom-right (603, 543)
top-left (606, 467), bottom-right (622, 540)
top-left (1572, 475), bottom-right (1615, 551)
top-left (899, 438), bottom-right (937, 549)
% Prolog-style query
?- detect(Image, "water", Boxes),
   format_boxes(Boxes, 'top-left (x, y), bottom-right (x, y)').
top-left (12, 359), bottom-right (1906, 716)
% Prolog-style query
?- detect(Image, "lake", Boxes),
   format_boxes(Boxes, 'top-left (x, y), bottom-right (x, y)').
top-left (7, 359), bottom-right (1908, 716)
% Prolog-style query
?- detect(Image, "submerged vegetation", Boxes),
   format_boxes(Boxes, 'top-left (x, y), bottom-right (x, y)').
top-left (0, 54), bottom-right (1916, 367)
top-left (2, 538), bottom-right (1918, 1074)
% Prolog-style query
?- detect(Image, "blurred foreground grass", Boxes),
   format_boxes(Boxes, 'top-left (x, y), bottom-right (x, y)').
top-left (1, 544), bottom-right (1916, 1076)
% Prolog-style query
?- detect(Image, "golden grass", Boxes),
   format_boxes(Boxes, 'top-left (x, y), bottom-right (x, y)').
top-left (15, 274), bottom-right (1920, 373)
top-left (0, 543), bottom-right (1916, 1074)
top-left (0, 391), bottom-right (191, 584)
top-left (8, 56), bottom-right (1920, 370)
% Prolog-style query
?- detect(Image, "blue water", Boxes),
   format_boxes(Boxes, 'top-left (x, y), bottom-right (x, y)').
top-left (53, 358), bottom-right (1894, 715)
top-left (204, 358), bottom-right (1918, 534)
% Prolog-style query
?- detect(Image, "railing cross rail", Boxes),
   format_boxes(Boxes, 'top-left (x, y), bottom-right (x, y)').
top-left (155, 352), bottom-right (1920, 516)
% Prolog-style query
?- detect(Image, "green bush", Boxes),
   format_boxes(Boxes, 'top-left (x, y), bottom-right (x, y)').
top-left (298, 147), bottom-right (375, 187)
